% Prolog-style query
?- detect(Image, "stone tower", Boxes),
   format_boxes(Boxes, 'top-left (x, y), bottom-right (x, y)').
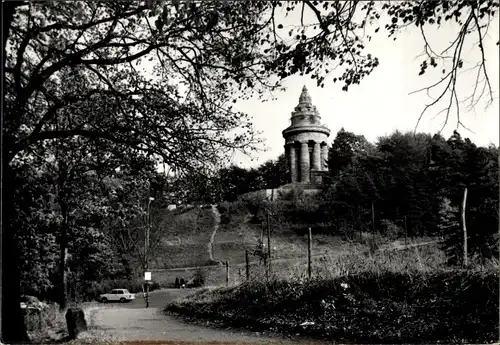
top-left (282, 86), bottom-right (330, 185)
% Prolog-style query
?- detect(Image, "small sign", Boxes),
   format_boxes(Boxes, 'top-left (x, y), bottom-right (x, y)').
top-left (144, 272), bottom-right (151, 281)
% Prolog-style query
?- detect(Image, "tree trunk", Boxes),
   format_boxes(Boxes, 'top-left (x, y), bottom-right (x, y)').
top-left (58, 203), bottom-right (69, 311)
top-left (266, 211), bottom-right (271, 276)
top-left (3, 4), bottom-right (33, 341)
top-left (1, 162), bottom-right (30, 342)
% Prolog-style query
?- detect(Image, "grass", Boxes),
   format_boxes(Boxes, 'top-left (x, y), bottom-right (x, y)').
top-left (151, 243), bottom-right (216, 269)
top-left (150, 207), bottom-right (216, 269)
top-left (165, 244), bottom-right (499, 343)
top-left (213, 219), bottom-right (358, 268)
top-left (24, 303), bottom-right (68, 343)
top-left (149, 201), bottom-right (437, 275)
top-left (150, 265), bottom-right (228, 288)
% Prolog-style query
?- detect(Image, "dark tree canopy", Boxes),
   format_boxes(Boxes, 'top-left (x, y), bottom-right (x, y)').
top-left (4, 0), bottom-right (498, 170)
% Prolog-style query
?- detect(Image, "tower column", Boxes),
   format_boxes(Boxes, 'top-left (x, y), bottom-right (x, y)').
top-left (289, 144), bottom-right (298, 183)
top-left (300, 142), bottom-right (310, 183)
top-left (321, 144), bottom-right (329, 171)
top-left (312, 141), bottom-right (321, 171)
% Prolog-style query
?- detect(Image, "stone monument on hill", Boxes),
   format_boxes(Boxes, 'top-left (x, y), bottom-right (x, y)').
top-left (282, 85), bottom-right (330, 186)
top-left (239, 86), bottom-right (331, 202)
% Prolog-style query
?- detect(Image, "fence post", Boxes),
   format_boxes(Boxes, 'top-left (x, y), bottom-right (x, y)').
top-left (245, 249), bottom-right (250, 281)
top-left (462, 187), bottom-right (468, 267)
top-left (267, 210), bottom-right (272, 277)
top-left (308, 227), bottom-right (312, 280)
top-left (225, 260), bottom-right (229, 286)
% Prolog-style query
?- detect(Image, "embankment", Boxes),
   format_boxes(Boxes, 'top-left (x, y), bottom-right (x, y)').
top-left (165, 269), bottom-right (499, 343)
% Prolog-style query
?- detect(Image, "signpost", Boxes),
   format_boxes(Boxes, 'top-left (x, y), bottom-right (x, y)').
top-left (144, 271), bottom-right (151, 308)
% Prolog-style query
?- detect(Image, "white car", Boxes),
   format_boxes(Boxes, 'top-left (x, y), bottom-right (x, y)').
top-left (99, 289), bottom-right (135, 303)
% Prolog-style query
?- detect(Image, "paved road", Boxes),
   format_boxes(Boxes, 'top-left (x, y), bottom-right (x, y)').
top-left (86, 289), bottom-right (328, 344)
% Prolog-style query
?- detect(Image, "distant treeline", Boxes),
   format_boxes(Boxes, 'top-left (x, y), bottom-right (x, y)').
top-left (186, 129), bottom-right (499, 264)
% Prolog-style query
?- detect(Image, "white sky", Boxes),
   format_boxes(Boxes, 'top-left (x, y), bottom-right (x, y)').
top-left (231, 6), bottom-right (500, 169)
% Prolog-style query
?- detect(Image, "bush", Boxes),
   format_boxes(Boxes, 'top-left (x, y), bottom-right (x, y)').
top-left (24, 303), bottom-right (67, 342)
top-left (190, 268), bottom-right (206, 288)
top-left (379, 219), bottom-right (403, 239)
top-left (166, 269), bottom-right (499, 343)
top-left (218, 200), bottom-right (249, 226)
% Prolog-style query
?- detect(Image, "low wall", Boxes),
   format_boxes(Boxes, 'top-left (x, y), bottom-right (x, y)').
top-left (238, 184), bottom-right (322, 202)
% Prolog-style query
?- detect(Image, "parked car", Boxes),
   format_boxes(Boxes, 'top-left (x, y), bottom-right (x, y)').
top-left (99, 289), bottom-right (135, 303)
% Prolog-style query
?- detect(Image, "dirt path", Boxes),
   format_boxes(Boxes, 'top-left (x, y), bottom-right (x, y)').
top-left (86, 290), bottom-right (327, 344)
top-left (208, 205), bottom-right (224, 265)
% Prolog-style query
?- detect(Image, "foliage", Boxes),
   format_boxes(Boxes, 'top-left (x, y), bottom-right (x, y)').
top-left (166, 269), bottom-right (499, 343)
top-left (190, 268), bottom-right (207, 288)
top-left (23, 303), bottom-right (67, 343)
top-left (320, 129), bottom-right (498, 264)
top-left (328, 128), bottom-right (372, 177)
top-left (275, 187), bottom-right (325, 227)
top-left (12, 135), bottom-right (175, 304)
top-left (218, 200), bottom-right (249, 226)
top-left (179, 154), bottom-right (288, 204)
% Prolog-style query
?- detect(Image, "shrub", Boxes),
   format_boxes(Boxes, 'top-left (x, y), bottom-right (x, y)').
top-left (218, 200), bottom-right (249, 226)
top-left (166, 269), bottom-right (499, 343)
top-left (24, 303), bottom-right (67, 342)
top-left (379, 219), bottom-right (403, 239)
top-left (190, 268), bottom-right (207, 288)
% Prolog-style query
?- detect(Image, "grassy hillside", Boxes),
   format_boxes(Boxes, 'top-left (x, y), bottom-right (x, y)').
top-left (149, 203), bottom-right (341, 271)
top-left (139, 191), bottom-right (450, 295)
top-left (146, 200), bottom-right (442, 288)
top-left (149, 206), bottom-right (217, 269)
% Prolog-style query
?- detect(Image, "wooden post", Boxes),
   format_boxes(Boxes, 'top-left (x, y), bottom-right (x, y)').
top-left (267, 210), bottom-right (272, 276)
top-left (307, 227), bottom-right (312, 280)
top-left (462, 188), bottom-right (468, 267)
top-left (245, 249), bottom-right (250, 281)
top-left (225, 260), bottom-right (229, 286)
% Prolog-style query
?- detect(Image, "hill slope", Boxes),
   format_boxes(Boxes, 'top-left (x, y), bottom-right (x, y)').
top-left (149, 206), bottom-right (219, 269)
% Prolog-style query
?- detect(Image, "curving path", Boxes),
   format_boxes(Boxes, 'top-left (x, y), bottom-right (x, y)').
top-left (85, 289), bottom-right (328, 344)
top-left (208, 205), bottom-right (224, 265)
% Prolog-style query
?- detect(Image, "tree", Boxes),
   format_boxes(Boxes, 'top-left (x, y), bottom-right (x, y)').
top-left (256, 154), bottom-right (288, 189)
top-left (328, 128), bottom-right (372, 177)
top-left (433, 131), bottom-right (499, 264)
top-left (375, 131), bottom-right (436, 236)
top-left (3, 1), bottom-right (268, 339)
top-left (12, 156), bottom-right (59, 300)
